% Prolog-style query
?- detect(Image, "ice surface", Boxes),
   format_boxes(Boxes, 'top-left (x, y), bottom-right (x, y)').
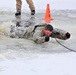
top-left (0, 10), bottom-right (76, 75)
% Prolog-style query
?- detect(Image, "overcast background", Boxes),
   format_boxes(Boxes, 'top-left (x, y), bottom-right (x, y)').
top-left (0, 0), bottom-right (76, 10)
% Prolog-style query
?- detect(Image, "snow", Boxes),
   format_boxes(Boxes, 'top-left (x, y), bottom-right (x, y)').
top-left (0, 0), bottom-right (76, 75)
top-left (0, 11), bottom-right (76, 75)
top-left (0, 53), bottom-right (76, 75)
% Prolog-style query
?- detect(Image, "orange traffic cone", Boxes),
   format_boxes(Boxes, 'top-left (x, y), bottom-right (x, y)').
top-left (42, 4), bottom-right (54, 24)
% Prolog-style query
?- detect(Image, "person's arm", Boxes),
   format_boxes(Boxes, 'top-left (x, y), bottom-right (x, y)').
top-left (33, 30), bottom-right (49, 44)
top-left (50, 28), bottom-right (70, 40)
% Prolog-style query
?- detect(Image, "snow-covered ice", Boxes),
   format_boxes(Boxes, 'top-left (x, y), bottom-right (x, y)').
top-left (0, 7), bottom-right (76, 75)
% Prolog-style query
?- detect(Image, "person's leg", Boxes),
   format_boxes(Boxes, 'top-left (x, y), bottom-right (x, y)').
top-left (26, 0), bottom-right (35, 15)
top-left (15, 0), bottom-right (22, 16)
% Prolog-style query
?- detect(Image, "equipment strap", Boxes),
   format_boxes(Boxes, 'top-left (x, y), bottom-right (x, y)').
top-left (33, 25), bottom-right (45, 32)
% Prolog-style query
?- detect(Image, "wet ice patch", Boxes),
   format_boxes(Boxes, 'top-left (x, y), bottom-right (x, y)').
top-left (0, 21), bottom-right (15, 36)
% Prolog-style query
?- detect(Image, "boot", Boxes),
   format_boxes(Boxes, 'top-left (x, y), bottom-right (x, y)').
top-left (15, 11), bottom-right (21, 16)
top-left (31, 10), bottom-right (35, 15)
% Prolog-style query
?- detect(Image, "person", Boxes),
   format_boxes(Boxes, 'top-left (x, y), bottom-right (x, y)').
top-left (0, 22), bottom-right (70, 44)
top-left (15, 0), bottom-right (35, 16)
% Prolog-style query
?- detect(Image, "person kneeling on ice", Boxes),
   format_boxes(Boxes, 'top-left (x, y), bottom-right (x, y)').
top-left (0, 22), bottom-right (70, 44)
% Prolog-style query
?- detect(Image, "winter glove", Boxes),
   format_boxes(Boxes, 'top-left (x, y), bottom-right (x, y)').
top-left (45, 36), bottom-right (50, 42)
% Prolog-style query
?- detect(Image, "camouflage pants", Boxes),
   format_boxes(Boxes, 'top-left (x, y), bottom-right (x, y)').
top-left (16, 0), bottom-right (35, 11)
